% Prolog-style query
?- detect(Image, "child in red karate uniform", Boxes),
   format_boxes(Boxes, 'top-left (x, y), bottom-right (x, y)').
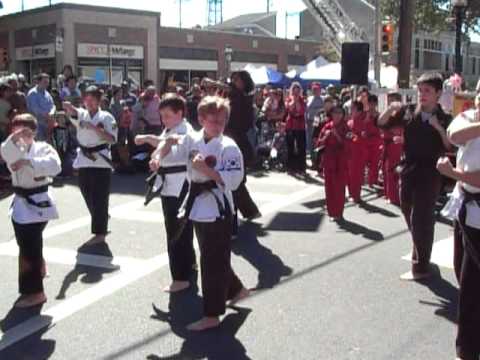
top-left (381, 92), bottom-right (405, 205)
top-left (364, 95), bottom-right (382, 187)
top-left (317, 105), bottom-right (349, 221)
top-left (347, 101), bottom-right (368, 203)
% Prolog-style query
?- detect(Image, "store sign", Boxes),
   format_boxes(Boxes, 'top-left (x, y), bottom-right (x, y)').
top-left (15, 43), bottom-right (55, 61)
top-left (77, 43), bottom-right (143, 59)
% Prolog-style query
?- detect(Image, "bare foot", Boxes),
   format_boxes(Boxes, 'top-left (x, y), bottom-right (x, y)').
top-left (400, 270), bottom-right (433, 281)
top-left (187, 317), bottom-right (220, 331)
top-left (228, 287), bottom-right (250, 306)
top-left (84, 234), bottom-right (106, 246)
top-left (15, 292), bottom-right (47, 308)
top-left (163, 281), bottom-right (190, 293)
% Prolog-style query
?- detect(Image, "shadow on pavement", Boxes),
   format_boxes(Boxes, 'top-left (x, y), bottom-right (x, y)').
top-left (336, 218), bottom-right (385, 242)
top-left (0, 306), bottom-right (55, 360)
top-left (233, 222), bottom-right (293, 290)
top-left (417, 266), bottom-right (459, 324)
top-left (101, 228), bottom-right (411, 360)
top-left (147, 282), bottom-right (252, 360)
top-left (55, 242), bottom-right (119, 300)
top-left (265, 212), bottom-right (324, 232)
top-left (358, 201), bottom-right (399, 218)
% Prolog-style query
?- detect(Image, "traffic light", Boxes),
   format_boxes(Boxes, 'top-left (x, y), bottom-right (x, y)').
top-left (0, 48), bottom-right (8, 70)
top-left (381, 22), bottom-right (395, 54)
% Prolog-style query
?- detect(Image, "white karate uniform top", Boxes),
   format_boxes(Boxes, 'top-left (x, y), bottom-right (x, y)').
top-left (443, 109), bottom-right (480, 228)
top-left (183, 129), bottom-right (244, 223)
top-left (151, 119), bottom-right (193, 197)
top-left (1, 135), bottom-right (61, 224)
top-left (72, 108), bottom-right (118, 169)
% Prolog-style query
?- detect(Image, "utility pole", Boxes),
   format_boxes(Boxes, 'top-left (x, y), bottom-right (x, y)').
top-left (374, 0), bottom-right (381, 85)
top-left (179, 0), bottom-right (182, 28)
top-left (397, 0), bottom-right (415, 88)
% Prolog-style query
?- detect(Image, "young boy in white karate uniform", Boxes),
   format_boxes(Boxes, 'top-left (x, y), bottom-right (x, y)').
top-left (135, 93), bottom-right (196, 293)
top-left (1, 114), bottom-right (61, 307)
top-left (63, 86), bottom-right (118, 245)
top-left (159, 96), bottom-right (250, 331)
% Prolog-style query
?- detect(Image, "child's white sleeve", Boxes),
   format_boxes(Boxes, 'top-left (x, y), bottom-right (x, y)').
top-left (27, 143), bottom-right (62, 178)
top-left (218, 145), bottom-right (244, 191)
top-left (0, 135), bottom-right (27, 165)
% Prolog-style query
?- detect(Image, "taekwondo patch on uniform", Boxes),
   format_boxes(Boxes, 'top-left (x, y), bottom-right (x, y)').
top-left (222, 156), bottom-right (242, 171)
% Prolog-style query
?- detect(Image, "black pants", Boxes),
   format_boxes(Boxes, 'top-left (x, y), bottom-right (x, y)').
top-left (78, 168), bottom-right (111, 235)
top-left (400, 167), bottom-right (441, 273)
top-left (456, 204), bottom-right (480, 360)
top-left (286, 129), bottom-right (306, 172)
top-left (233, 174), bottom-right (260, 220)
top-left (12, 220), bottom-right (47, 295)
top-left (194, 215), bottom-right (244, 317)
top-left (161, 182), bottom-right (195, 282)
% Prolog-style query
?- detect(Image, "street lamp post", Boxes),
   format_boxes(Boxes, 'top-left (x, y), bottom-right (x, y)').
top-left (452, 0), bottom-right (468, 75)
top-left (224, 44), bottom-right (233, 79)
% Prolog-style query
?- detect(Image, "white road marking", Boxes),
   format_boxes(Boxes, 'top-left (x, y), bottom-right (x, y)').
top-left (402, 237), bottom-right (454, 269)
top-left (0, 243), bottom-right (143, 270)
top-left (0, 183), bottom-right (321, 351)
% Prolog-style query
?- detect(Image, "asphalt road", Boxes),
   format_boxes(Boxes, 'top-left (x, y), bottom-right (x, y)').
top-left (0, 170), bottom-right (457, 360)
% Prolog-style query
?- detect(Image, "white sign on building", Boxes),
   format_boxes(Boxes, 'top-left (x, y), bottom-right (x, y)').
top-left (15, 43), bottom-right (55, 61)
top-left (77, 43), bottom-right (144, 59)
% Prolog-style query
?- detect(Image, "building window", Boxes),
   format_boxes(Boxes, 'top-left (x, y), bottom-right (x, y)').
top-left (445, 54), bottom-right (449, 72)
top-left (415, 49), bottom-right (420, 69)
top-left (472, 57), bottom-right (477, 75)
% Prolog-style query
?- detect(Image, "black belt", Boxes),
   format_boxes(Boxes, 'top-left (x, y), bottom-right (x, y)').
top-left (172, 181), bottom-right (227, 242)
top-left (13, 185), bottom-right (51, 208)
top-left (459, 188), bottom-right (480, 269)
top-left (144, 165), bottom-right (188, 206)
top-left (79, 144), bottom-right (113, 167)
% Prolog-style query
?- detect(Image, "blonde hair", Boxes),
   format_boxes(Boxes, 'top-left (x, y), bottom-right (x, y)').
top-left (11, 113), bottom-right (38, 131)
top-left (197, 96), bottom-right (230, 121)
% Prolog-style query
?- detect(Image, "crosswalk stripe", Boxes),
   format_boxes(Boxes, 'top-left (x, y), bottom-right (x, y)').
top-left (0, 243), bottom-right (142, 270)
top-left (402, 237), bottom-right (454, 270)
top-left (0, 183), bottom-right (321, 351)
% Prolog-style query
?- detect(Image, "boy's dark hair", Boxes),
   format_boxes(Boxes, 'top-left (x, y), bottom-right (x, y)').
top-left (387, 91), bottom-right (402, 102)
top-left (327, 105), bottom-right (346, 118)
top-left (85, 85), bottom-right (103, 100)
top-left (358, 86), bottom-right (369, 95)
top-left (323, 95), bottom-right (335, 104)
top-left (159, 93), bottom-right (186, 116)
top-left (417, 72), bottom-right (443, 92)
top-left (11, 113), bottom-right (38, 131)
top-left (368, 94), bottom-right (378, 104)
top-left (37, 73), bottom-right (50, 81)
top-left (66, 75), bottom-right (77, 83)
top-left (352, 100), bottom-right (364, 113)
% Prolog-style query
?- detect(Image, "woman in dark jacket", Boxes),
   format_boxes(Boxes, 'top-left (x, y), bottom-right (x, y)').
top-left (226, 71), bottom-right (261, 220)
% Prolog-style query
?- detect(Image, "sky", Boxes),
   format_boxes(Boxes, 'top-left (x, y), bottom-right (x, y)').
top-left (1, 0), bottom-right (479, 41)
top-left (0, 0), bottom-right (307, 38)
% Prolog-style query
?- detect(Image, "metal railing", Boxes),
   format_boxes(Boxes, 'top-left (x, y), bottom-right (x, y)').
top-left (303, 0), bottom-right (368, 56)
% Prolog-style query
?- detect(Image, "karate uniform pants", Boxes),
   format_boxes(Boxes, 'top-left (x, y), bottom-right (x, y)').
top-left (383, 143), bottom-right (402, 205)
top-left (366, 140), bottom-right (382, 186)
top-left (324, 152), bottom-right (348, 218)
top-left (347, 143), bottom-right (366, 202)
top-left (286, 129), bottom-right (306, 173)
top-left (233, 174), bottom-right (260, 219)
top-left (78, 168), bottom-right (111, 235)
top-left (456, 204), bottom-right (480, 360)
top-left (161, 182), bottom-right (195, 282)
top-left (194, 214), bottom-right (244, 317)
top-left (12, 220), bottom-right (47, 295)
top-left (400, 167), bottom-right (441, 274)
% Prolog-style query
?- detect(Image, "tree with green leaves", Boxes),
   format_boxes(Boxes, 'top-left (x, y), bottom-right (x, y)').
top-left (381, 0), bottom-right (479, 36)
